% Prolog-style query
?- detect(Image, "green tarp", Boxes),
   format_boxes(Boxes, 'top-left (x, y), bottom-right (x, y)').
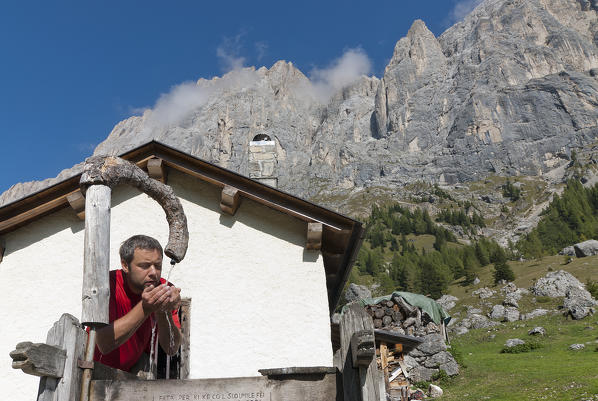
top-left (343, 291), bottom-right (451, 326)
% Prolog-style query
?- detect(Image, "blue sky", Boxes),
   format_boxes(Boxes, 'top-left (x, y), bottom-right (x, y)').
top-left (0, 0), bottom-right (482, 195)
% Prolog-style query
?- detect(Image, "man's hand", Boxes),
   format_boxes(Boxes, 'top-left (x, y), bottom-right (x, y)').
top-left (141, 284), bottom-right (171, 315)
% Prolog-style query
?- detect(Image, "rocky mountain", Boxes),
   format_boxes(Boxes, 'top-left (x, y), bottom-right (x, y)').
top-left (3, 0), bottom-right (598, 215)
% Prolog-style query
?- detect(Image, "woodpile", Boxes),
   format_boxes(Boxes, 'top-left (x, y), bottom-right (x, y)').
top-left (363, 296), bottom-right (440, 337)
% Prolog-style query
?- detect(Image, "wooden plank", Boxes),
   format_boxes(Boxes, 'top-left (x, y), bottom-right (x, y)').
top-left (0, 196), bottom-right (70, 234)
top-left (38, 313), bottom-right (88, 401)
top-left (9, 342), bottom-right (66, 378)
top-left (339, 303), bottom-right (381, 401)
top-left (306, 222), bottom-right (323, 250)
top-left (220, 185), bottom-right (241, 215)
top-left (81, 185), bottom-right (111, 326)
top-left (66, 189), bottom-right (86, 220)
top-left (147, 157), bottom-right (167, 183)
top-left (179, 298), bottom-right (191, 379)
top-left (379, 342), bottom-right (389, 395)
top-left (91, 362), bottom-right (139, 381)
top-left (90, 373), bottom-right (338, 401)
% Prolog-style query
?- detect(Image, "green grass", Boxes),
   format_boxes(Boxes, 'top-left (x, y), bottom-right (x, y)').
top-left (440, 314), bottom-right (598, 400)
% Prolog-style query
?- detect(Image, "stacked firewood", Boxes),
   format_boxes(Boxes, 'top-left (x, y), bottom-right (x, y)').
top-left (364, 296), bottom-right (440, 337)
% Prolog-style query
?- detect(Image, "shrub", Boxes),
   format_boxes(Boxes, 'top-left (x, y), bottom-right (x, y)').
top-left (501, 342), bottom-right (543, 354)
top-left (586, 279), bottom-right (598, 300)
top-left (535, 296), bottom-right (552, 303)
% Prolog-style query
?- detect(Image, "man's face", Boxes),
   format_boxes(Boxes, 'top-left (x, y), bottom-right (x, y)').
top-left (121, 248), bottom-right (163, 294)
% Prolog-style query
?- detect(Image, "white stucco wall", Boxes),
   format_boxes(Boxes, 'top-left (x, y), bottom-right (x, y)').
top-left (0, 171), bottom-right (333, 400)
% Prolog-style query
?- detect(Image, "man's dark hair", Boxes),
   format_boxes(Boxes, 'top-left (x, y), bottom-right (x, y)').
top-left (119, 235), bottom-right (163, 265)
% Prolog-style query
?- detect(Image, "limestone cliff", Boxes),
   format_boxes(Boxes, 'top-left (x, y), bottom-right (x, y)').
top-left (2, 0), bottom-right (598, 208)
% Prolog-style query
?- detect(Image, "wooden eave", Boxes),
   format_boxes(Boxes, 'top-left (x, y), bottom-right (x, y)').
top-left (0, 141), bottom-right (363, 313)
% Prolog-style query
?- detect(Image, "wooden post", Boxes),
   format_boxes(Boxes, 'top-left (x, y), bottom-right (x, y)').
top-left (81, 184), bottom-right (111, 326)
top-left (38, 314), bottom-right (87, 401)
top-left (306, 222), bottom-right (323, 250)
top-left (339, 303), bottom-right (381, 401)
top-left (179, 298), bottom-right (191, 379)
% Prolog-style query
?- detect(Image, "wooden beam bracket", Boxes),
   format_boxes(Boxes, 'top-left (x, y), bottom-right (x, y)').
top-left (350, 330), bottom-right (376, 368)
top-left (220, 185), bottom-right (241, 215)
top-left (306, 222), bottom-right (323, 250)
top-left (9, 341), bottom-right (67, 378)
top-left (66, 189), bottom-right (86, 220)
top-left (147, 157), bottom-right (168, 183)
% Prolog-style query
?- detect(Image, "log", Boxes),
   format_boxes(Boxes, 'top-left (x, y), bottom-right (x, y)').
top-left (394, 296), bottom-right (416, 316)
top-left (80, 155), bottom-right (188, 263)
top-left (220, 185), bottom-right (241, 215)
top-left (339, 303), bottom-right (381, 401)
top-left (38, 313), bottom-right (88, 401)
top-left (382, 316), bottom-right (392, 326)
top-left (81, 185), bottom-right (111, 327)
top-left (373, 308), bottom-right (385, 319)
top-left (66, 190), bottom-right (86, 220)
top-left (10, 342), bottom-right (66, 378)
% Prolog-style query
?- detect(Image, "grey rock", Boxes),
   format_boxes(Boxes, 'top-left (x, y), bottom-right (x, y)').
top-left (331, 313), bottom-right (341, 325)
top-left (472, 287), bottom-right (496, 299)
top-left (452, 326), bottom-right (469, 336)
top-left (501, 283), bottom-right (518, 294)
top-left (436, 294), bottom-right (458, 311)
top-left (520, 308), bottom-right (550, 320)
top-left (505, 338), bottom-right (525, 348)
top-left (473, 277), bottom-right (481, 285)
top-left (528, 326), bottom-right (546, 336)
top-left (574, 240), bottom-right (598, 257)
top-left (411, 334), bottom-right (447, 357)
top-left (559, 246), bottom-right (576, 256)
top-left (428, 384), bottom-right (443, 398)
top-left (569, 343), bottom-right (585, 350)
top-left (531, 270), bottom-right (585, 297)
top-left (503, 294), bottom-right (520, 308)
top-left (344, 283), bottom-right (372, 303)
top-left (467, 306), bottom-right (483, 315)
top-left (403, 354), bottom-right (420, 371)
top-left (409, 366), bottom-right (438, 382)
top-left (504, 307), bottom-right (520, 322)
top-left (564, 286), bottom-right (597, 319)
top-left (423, 350), bottom-right (454, 368)
top-left (440, 359), bottom-right (460, 376)
top-left (460, 313), bottom-right (500, 330)
top-left (489, 304), bottom-right (506, 320)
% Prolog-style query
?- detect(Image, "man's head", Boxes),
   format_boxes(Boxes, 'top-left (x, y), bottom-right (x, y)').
top-left (120, 235), bottom-right (163, 294)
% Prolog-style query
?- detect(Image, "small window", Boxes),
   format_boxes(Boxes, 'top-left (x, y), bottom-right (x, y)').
top-left (252, 134), bottom-right (272, 142)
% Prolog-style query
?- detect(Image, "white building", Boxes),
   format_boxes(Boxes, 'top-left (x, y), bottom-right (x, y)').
top-left (0, 141), bottom-right (363, 400)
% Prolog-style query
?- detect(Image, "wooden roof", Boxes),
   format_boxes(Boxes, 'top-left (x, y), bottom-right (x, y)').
top-left (0, 141), bottom-right (363, 313)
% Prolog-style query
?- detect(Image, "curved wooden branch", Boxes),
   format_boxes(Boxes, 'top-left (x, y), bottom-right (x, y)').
top-left (80, 155), bottom-right (189, 263)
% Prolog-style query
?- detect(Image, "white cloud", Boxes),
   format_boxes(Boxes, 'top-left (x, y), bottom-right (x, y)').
top-left (255, 41), bottom-right (268, 62)
top-left (216, 34), bottom-right (246, 73)
top-left (304, 48), bottom-right (372, 103)
top-left (448, 0), bottom-right (484, 25)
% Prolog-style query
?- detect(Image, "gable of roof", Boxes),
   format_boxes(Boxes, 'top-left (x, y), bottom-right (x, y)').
top-left (0, 141), bottom-right (363, 313)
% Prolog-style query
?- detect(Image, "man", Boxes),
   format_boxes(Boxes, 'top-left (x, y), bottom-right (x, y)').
top-left (93, 235), bottom-right (182, 374)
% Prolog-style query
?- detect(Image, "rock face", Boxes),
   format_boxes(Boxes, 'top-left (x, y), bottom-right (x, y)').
top-left (3, 0), bottom-right (598, 207)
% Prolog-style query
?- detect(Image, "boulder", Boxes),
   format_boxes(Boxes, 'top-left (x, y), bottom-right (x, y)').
top-left (500, 282), bottom-right (517, 294)
top-left (473, 277), bottom-right (481, 285)
top-left (520, 309), bottom-right (550, 320)
top-left (503, 294), bottom-right (519, 308)
top-left (344, 283), bottom-right (372, 303)
top-left (531, 270), bottom-right (585, 297)
top-left (564, 286), bottom-right (597, 320)
top-left (439, 359), bottom-right (459, 376)
top-left (528, 327), bottom-right (546, 336)
top-left (472, 287), bottom-right (496, 299)
top-left (573, 240), bottom-right (598, 257)
top-left (505, 338), bottom-right (525, 348)
top-left (428, 384), bottom-right (443, 398)
top-left (504, 307), bottom-right (520, 322)
top-left (436, 294), bottom-right (458, 311)
top-left (559, 246), bottom-right (576, 256)
top-left (410, 334), bottom-right (447, 357)
top-left (489, 305), bottom-right (506, 320)
top-left (569, 343), bottom-right (585, 350)
top-left (409, 366), bottom-right (438, 382)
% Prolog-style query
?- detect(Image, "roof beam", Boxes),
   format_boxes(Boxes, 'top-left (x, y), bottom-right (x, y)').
top-left (66, 189), bottom-right (85, 220)
top-left (147, 157), bottom-right (167, 183)
top-left (220, 185), bottom-right (241, 215)
top-left (306, 222), bottom-right (323, 250)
